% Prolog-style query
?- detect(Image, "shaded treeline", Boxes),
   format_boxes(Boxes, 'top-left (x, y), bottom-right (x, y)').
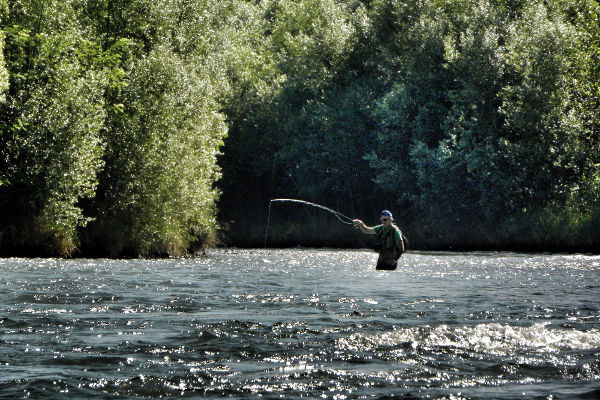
top-left (0, 0), bottom-right (599, 256)
top-left (218, 0), bottom-right (600, 251)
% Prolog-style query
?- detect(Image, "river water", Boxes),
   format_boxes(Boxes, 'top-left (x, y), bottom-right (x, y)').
top-left (1, 249), bottom-right (599, 399)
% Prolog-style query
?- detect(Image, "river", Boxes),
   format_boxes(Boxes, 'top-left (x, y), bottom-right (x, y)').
top-left (1, 249), bottom-right (599, 399)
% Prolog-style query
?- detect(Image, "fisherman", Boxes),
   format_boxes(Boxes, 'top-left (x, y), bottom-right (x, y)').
top-left (353, 210), bottom-right (405, 270)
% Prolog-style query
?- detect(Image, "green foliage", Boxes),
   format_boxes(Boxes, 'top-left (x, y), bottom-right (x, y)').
top-left (0, 0), bottom-right (8, 104)
top-left (564, 0), bottom-right (600, 215)
top-left (0, 0), bottom-right (231, 256)
top-left (356, 0), bottom-right (598, 248)
top-left (90, 44), bottom-right (226, 256)
top-left (277, 81), bottom-right (380, 214)
top-left (221, 0), bottom-right (600, 250)
top-left (1, 0), bottom-right (599, 254)
top-left (260, 0), bottom-right (376, 213)
top-left (82, 0), bottom-right (242, 257)
top-left (0, 0), bottom-right (106, 255)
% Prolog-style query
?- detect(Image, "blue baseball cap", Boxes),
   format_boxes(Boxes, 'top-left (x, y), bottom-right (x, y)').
top-left (381, 210), bottom-right (393, 219)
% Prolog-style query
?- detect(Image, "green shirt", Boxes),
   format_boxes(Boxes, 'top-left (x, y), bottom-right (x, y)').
top-left (373, 225), bottom-right (402, 241)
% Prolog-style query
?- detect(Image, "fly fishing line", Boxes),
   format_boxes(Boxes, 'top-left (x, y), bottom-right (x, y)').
top-left (264, 198), bottom-right (355, 247)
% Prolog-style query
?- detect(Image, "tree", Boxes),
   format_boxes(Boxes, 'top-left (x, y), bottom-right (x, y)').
top-left (0, 0), bottom-right (106, 255)
top-left (83, 0), bottom-right (231, 256)
top-left (0, 0), bottom-right (8, 103)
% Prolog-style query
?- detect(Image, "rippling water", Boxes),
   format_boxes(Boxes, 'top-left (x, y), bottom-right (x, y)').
top-left (1, 250), bottom-right (599, 399)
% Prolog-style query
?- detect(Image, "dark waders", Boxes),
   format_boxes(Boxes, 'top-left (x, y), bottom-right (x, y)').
top-left (374, 226), bottom-right (402, 270)
top-left (376, 249), bottom-right (398, 270)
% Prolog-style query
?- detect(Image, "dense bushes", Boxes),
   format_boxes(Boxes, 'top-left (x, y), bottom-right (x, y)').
top-left (0, 0), bottom-right (598, 255)
top-left (0, 0), bottom-right (234, 256)
top-left (0, 0), bottom-right (107, 255)
top-left (219, 0), bottom-right (600, 251)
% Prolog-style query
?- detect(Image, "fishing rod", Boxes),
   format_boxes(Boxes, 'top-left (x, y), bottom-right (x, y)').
top-left (264, 198), bottom-right (355, 247)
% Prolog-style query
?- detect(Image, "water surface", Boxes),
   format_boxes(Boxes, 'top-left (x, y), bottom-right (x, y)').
top-left (1, 250), bottom-right (599, 398)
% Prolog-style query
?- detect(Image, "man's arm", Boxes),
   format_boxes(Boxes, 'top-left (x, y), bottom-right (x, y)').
top-left (353, 219), bottom-right (376, 234)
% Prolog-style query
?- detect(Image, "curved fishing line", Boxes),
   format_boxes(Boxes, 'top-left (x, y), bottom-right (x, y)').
top-left (271, 198), bottom-right (354, 225)
top-left (264, 198), bottom-right (355, 247)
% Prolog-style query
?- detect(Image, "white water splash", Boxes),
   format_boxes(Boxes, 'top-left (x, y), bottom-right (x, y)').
top-left (338, 322), bottom-right (600, 355)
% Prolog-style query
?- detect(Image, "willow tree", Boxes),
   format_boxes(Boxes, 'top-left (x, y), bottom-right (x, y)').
top-left (84, 0), bottom-right (230, 257)
top-left (0, 0), bottom-right (106, 256)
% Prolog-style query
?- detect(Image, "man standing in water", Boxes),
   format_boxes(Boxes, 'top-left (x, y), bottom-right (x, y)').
top-left (353, 210), bottom-right (405, 270)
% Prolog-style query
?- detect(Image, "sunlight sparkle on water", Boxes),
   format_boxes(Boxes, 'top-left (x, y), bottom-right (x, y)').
top-left (1, 250), bottom-right (599, 398)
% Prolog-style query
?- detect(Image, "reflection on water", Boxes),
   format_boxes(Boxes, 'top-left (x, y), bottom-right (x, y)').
top-left (1, 250), bottom-right (599, 398)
